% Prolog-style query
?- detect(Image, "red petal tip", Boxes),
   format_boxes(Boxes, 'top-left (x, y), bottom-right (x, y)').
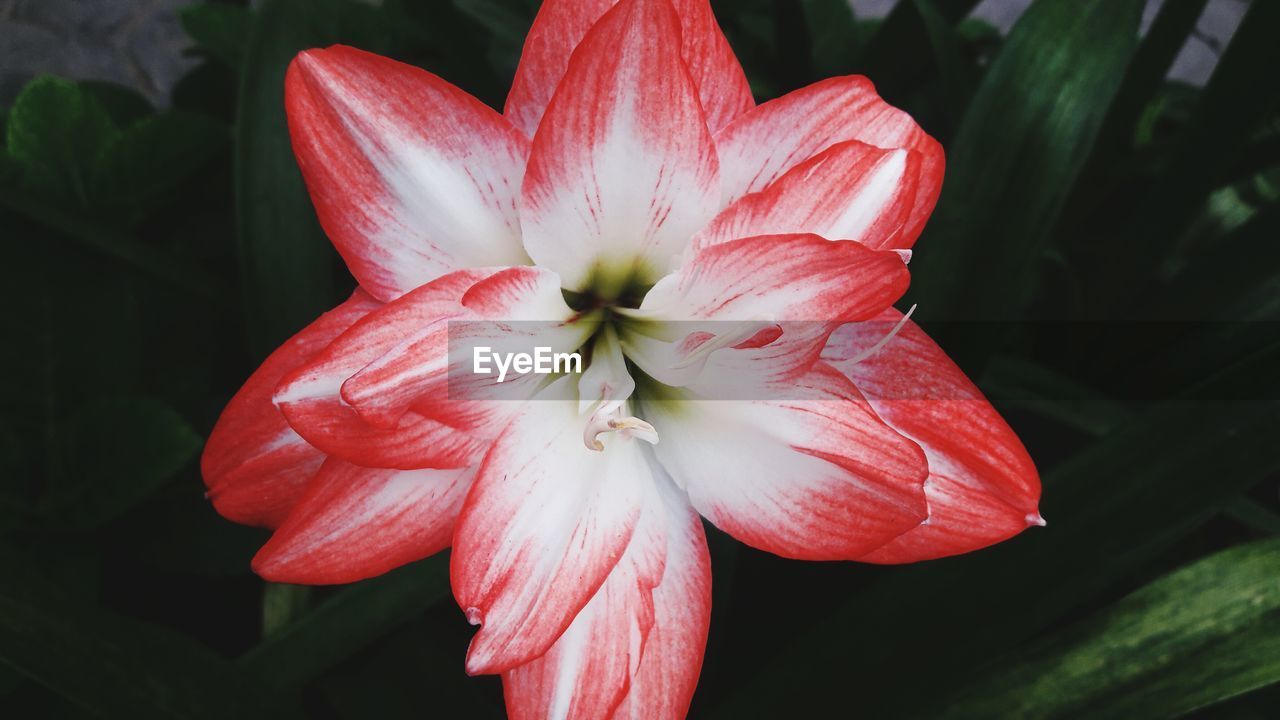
top-left (1026, 512), bottom-right (1047, 527)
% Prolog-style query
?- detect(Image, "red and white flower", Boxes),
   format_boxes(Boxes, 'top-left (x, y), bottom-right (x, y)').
top-left (202, 0), bottom-right (1042, 717)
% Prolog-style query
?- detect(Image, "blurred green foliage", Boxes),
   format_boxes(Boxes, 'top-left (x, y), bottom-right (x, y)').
top-left (0, 0), bottom-right (1277, 717)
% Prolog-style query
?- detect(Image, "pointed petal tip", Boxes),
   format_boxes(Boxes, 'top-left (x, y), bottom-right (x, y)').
top-left (1026, 512), bottom-right (1047, 527)
top-left (466, 606), bottom-right (483, 626)
top-left (464, 637), bottom-right (501, 677)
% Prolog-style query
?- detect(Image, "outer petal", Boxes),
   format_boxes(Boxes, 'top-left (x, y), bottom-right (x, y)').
top-left (519, 0), bottom-right (721, 294)
top-left (695, 140), bottom-right (933, 251)
top-left (715, 76), bottom-right (944, 249)
top-left (622, 233), bottom-right (910, 385)
top-left (501, 473), bottom-right (710, 720)
top-left (202, 290), bottom-right (380, 528)
top-left (637, 233), bottom-right (910, 322)
top-left (286, 45), bottom-right (530, 302)
top-left (252, 460), bottom-right (474, 584)
top-left (451, 377), bottom-right (655, 675)
top-left (505, 0), bottom-right (753, 137)
top-left (339, 266), bottom-right (589, 431)
top-left (823, 311), bottom-right (1043, 563)
top-left (611, 481), bottom-right (710, 720)
top-left (642, 363), bottom-right (929, 560)
top-left (274, 269), bottom-right (501, 469)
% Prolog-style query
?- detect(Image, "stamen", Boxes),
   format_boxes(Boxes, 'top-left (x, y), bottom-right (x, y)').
top-left (577, 326), bottom-right (658, 450)
top-left (844, 304), bottom-right (917, 366)
top-left (583, 400), bottom-right (659, 451)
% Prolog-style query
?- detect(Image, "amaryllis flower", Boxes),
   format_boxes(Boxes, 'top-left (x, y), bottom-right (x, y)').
top-left (202, 0), bottom-right (1043, 716)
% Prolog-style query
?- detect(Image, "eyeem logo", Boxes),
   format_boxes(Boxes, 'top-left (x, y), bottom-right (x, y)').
top-left (473, 346), bottom-right (583, 383)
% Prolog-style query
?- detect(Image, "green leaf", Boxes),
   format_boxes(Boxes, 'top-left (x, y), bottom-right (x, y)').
top-left (0, 184), bottom-right (224, 299)
top-left (1086, 0), bottom-right (1210, 166)
top-left (239, 554), bottom-right (452, 693)
top-left (925, 539), bottom-right (1280, 719)
top-left (712, 340), bottom-right (1280, 718)
top-left (1115, 0), bottom-right (1280, 283)
top-left (1222, 497), bottom-right (1280, 537)
top-left (0, 235), bottom-right (144, 499)
top-left (77, 81), bottom-right (156, 128)
top-left (908, 0), bottom-right (1145, 324)
top-left (5, 77), bottom-right (117, 204)
top-left (858, 0), bottom-right (977, 123)
top-left (92, 111), bottom-right (229, 221)
top-left (235, 0), bottom-right (353, 356)
top-left (130, 487), bottom-right (268, 577)
top-left (320, 617), bottom-right (505, 720)
top-left (262, 584), bottom-right (313, 638)
top-left (42, 396), bottom-right (202, 530)
top-left (181, 3), bottom-right (254, 71)
top-left (450, 0), bottom-right (534, 77)
top-left (1138, 203), bottom-right (1280, 388)
top-left (800, 0), bottom-right (859, 77)
top-left (980, 355), bottom-right (1133, 436)
top-left (0, 550), bottom-right (291, 719)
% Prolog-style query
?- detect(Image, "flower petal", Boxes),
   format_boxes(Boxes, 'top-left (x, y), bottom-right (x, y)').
top-left (638, 233), bottom-right (910, 322)
top-left (715, 76), bottom-right (944, 249)
top-left (336, 266), bottom-right (584, 432)
top-left (642, 363), bottom-right (929, 560)
top-left (202, 290), bottom-right (380, 528)
top-left (519, 0), bottom-right (721, 294)
top-left (451, 377), bottom-right (656, 674)
top-left (252, 459), bottom-right (475, 585)
top-left (505, 0), bottom-right (753, 137)
top-left (501, 474), bottom-right (710, 720)
top-left (274, 270), bottom-right (501, 469)
top-left (696, 140), bottom-right (933, 251)
top-left (611, 482), bottom-right (710, 719)
top-left (622, 233), bottom-right (910, 385)
top-left (286, 45), bottom-right (530, 302)
top-left (823, 311), bottom-right (1043, 563)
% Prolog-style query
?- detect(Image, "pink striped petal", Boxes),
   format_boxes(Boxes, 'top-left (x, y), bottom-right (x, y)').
top-left (274, 269), bottom-right (501, 469)
top-left (644, 363), bottom-right (929, 560)
top-left (501, 476), bottom-right (710, 720)
top-left (611, 485), bottom-right (710, 719)
top-left (696, 140), bottom-right (934, 251)
top-left (824, 311), bottom-right (1043, 562)
top-left (639, 233), bottom-right (910, 322)
top-left (519, 0), bottom-right (721, 293)
top-left (451, 378), bottom-right (656, 674)
top-left (334, 266), bottom-right (580, 433)
top-left (253, 459), bottom-right (475, 584)
top-left (623, 233), bottom-right (910, 385)
top-left (715, 76), bottom-right (944, 249)
top-left (201, 290), bottom-right (381, 528)
top-left (286, 45), bottom-right (530, 302)
top-left (505, 0), bottom-right (752, 137)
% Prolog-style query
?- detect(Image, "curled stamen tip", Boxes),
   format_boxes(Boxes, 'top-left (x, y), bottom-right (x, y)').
top-left (1026, 512), bottom-right (1047, 527)
top-left (584, 413), bottom-right (659, 450)
top-left (609, 417), bottom-right (659, 445)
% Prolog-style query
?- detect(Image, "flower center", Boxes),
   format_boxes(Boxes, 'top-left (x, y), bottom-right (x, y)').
top-left (573, 323), bottom-right (661, 452)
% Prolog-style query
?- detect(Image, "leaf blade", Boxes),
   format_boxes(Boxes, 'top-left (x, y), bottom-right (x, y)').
top-left (908, 0), bottom-right (1145, 323)
top-left (925, 539), bottom-right (1280, 720)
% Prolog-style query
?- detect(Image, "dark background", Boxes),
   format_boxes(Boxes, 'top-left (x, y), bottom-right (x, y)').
top-left (1, 0), bottom-right (1278, 717)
